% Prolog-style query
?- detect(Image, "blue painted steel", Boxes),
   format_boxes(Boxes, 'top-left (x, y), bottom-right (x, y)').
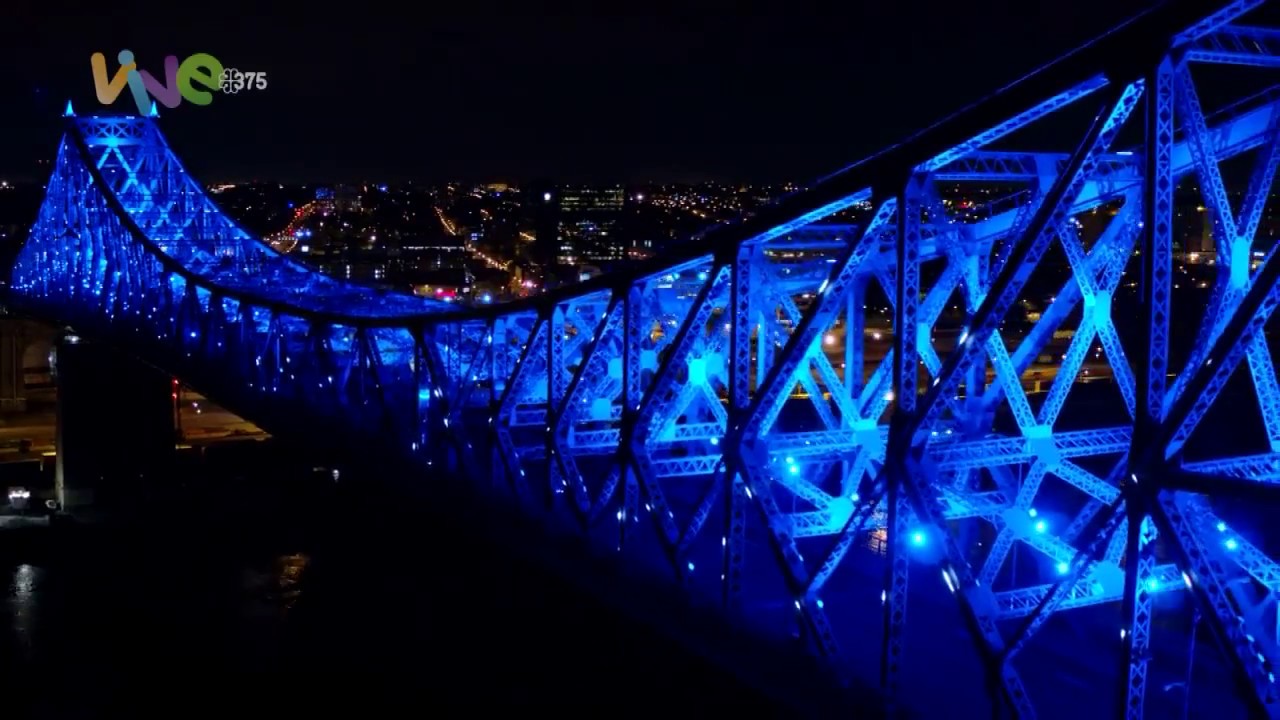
top-left (13, 2), bottom-right (1280, 716)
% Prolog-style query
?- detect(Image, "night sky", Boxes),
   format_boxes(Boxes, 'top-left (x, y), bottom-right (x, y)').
top-left (1, 1), bottom-right (1143, 184)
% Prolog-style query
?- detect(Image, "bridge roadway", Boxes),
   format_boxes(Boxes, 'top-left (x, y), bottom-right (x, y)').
top-left (12, 2), bottom-right (1280, 716)
top-left (0, 394), bottom-right (259, 461)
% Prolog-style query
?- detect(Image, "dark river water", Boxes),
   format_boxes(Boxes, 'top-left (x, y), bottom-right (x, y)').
top-left (0, 449), bottom-right (783, 717)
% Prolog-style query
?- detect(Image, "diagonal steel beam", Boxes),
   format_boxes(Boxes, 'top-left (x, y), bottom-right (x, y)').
top-left (909, 80), bottom-right (1143, 442)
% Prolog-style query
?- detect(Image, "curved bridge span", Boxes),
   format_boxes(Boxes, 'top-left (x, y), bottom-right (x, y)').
top-left (14, 1), bottom-right (1280, 716)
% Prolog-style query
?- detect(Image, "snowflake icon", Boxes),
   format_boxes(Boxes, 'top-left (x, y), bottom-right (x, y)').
top-left (220, 68), bottom-right (244, 94)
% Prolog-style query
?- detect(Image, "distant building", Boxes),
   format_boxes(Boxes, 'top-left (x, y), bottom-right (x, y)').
top-left (1198, 204), bottom-right (1215, 254)
top-left (314, 187), bottom-right (335, 213)
top-left (334, 185), bottom-right (362, 213)
top-left (525, 185), bottom-right (629, 268)
top-left (526, 180), bottom-right (559, 269)
top-left (557, 185), bottom-right (625, 265)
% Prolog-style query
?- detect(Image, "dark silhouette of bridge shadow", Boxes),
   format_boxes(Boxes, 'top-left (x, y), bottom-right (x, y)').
top-left (0, 441), bottom-right (889, 718)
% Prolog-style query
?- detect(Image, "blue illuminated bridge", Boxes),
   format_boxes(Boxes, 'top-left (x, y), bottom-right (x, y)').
top-left (18, 1), bottom-right (1280, 716)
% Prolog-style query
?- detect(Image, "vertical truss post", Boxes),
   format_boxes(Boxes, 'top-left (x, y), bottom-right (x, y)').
top-left (483, 317), bottom-right (499, 489)
top-left (490, 317), bottom-right (502, 403)
top-left (446, 322), bottom-right (461, 392)
top-left (1119, 57), bottom-right (1173, 719)
top-left (412, 323), bottom-right (429, 454)
top-left (882, 177), bottom-right (920, 705)
top-left (1136, 57), bottom-right (1173, 446)
top-left (1118, 510), bottom-right (1157, 720)
top-left (893, 179), bottom-right (921, 422)
top-left (725, 245), bottom-right (753, 614)
top-left (416, 326), bottom-right (447, 468)
top-left (619, 285), bottom-right (643, 549)
top-left (488, 317), bottom-right (502, 489)
top-left (546, 303), bottom-right (566, 509)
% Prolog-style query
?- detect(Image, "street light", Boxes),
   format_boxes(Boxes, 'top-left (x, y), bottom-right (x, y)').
top-left (172, 378), bottom-right (184, 441)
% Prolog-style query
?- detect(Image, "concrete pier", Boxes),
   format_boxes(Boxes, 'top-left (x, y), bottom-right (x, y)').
top-left (53, 334), bottom-right (174, 515)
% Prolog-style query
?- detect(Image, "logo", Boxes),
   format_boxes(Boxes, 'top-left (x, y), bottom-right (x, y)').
top-left (218, 68), bottom-right (267, 94)
top-left (90, 50), bottom-right (268, 114)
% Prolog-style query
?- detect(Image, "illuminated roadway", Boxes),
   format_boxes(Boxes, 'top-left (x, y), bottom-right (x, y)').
top-left (0, 393), bottom-right (264, 461)
top-left (268, 201), bottom-right (322, 254)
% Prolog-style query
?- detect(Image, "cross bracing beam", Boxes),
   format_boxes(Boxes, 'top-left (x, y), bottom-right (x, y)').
top-left (996, 562), bottom-right (1184, 618)
top-left (1186, 24), bottom-right (1280, 65)
top-left (16, 2), bottom-right (1280, 716)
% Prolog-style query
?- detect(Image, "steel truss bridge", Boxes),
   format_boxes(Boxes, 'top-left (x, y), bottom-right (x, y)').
top-left (15, 1), bottom-right (1280, 716)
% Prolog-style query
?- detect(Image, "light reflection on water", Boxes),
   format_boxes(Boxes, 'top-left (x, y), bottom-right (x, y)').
top-left (3, 549), bottom-right (311, 665)
top-left (0, 511), bottom-right (774, 715)
top-left (7, 563), bottom-right (40, 658)
top-left (233, 552), bottom-right (310, 620)
top-left (276, 553), bottom-right (309, 611)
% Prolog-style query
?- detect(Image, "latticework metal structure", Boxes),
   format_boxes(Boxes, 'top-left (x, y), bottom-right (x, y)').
top-left (14, 1), bottom-right (1280, 716)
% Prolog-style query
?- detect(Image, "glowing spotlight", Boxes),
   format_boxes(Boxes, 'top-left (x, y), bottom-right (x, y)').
top-left (1225, 538), bottom-right (1239, 551)
top-left (1034, 520), bottom-right (1047, 534)
top-left (910, 530), bottom-right (926, 547)
top-left (1145, 577), bottom-right (1159, 592)
top-left (1056, 561), bottom-right (1069, 575)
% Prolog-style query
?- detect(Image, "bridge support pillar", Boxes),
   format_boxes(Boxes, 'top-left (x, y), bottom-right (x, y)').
top-left (53, 334), bottom-right (174, 516)
top-left (0, 319), bottom-right (29, 413)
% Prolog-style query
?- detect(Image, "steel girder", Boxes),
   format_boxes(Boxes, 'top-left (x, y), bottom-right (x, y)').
top-left (13, 2), bottom-right (1280, 717)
